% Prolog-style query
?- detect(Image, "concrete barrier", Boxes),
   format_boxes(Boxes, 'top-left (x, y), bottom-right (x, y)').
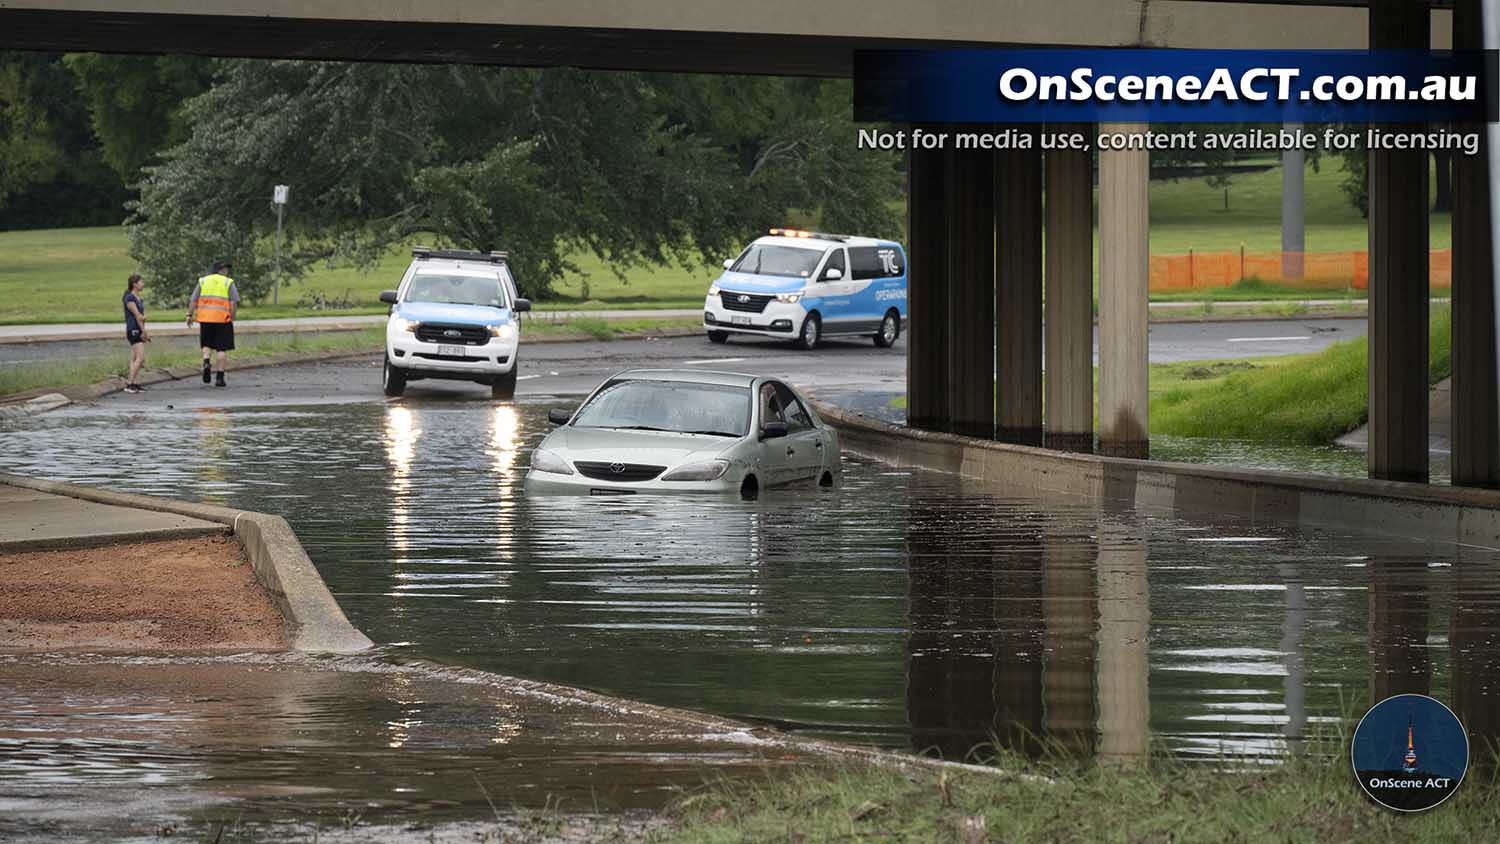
top-left (810, 400), bottom-right (1500, 550)
top-left (0, 472), bottom-right (373, 653)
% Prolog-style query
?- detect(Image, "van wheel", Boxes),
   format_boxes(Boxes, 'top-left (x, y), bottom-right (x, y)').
top-left (873, 310), bottom-right (901, 348)
top-left (492, 366), bottom-right (518, 400)
top-left (707, 330), bottom-right (730, 344)
top-left (740, 474), bottom-right (760, 500)
top-left (794, 313), bottom-right (821, 351)
top-left (382, 356), bottom-right (406, 397)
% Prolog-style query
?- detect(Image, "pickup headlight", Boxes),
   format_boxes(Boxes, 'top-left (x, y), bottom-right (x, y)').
top-left (529, 448), bottom-right (573, 475)
top-left (488, 322), bottom-right (515, 340)
top-left (708, 285), bottom-right (721, 297)
top-left (661, 460), bottom-right (730, 482)
top-left (391, 317), bottom-right (419, 333)
top-left (776, 292), bottom-right (803, 304)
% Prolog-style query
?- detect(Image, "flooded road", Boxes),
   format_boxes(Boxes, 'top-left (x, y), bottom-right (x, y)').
top-left (5, 390), bottom-right (1497, 771)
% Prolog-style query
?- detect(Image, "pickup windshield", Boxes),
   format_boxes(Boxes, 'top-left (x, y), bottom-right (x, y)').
top-left (729, 244), bottom-right (826, 278)
top-left (404, 273), bottom-right (509, 308)
top-left (571, 380), bottom-right (751, 437)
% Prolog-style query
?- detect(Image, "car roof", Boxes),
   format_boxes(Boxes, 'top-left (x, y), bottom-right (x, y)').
top-left (610, 368), bottom-right (760, 388)
top-left (755, 234), bottom-right (894, 249)
top-left (410, 261), bottom-right (505, 276)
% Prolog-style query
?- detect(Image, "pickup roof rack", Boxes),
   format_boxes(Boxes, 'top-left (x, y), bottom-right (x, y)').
top-left (412, 246), bottom-right (509, 263)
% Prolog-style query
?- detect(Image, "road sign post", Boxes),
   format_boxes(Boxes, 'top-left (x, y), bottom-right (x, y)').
top-left (272, 185), bottom-right (290, 305)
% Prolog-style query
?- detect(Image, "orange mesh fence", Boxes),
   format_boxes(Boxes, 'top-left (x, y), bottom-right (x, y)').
top-left (1148, 250), bottom-right (1451, 292)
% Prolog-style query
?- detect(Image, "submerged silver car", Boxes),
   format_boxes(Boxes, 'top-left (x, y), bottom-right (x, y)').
top-left (524, 369), bottom-right (840, 498)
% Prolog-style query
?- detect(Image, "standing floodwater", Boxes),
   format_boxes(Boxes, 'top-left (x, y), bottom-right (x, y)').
top-left (3, 397), bottom-right (1497, 766)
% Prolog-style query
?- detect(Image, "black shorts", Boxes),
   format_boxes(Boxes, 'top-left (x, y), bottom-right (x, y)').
top-left (199, 322), bottom-right (235, 351)
top-left (126, 328), bottom-right (144, 346)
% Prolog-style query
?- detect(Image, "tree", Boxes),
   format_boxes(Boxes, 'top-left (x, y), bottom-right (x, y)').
top-left (0, 55), bottom-right (65, 207)
top-left (64, 53), bottom-right (217, 183)
top-left (128, 60), bottom-right (903, 304)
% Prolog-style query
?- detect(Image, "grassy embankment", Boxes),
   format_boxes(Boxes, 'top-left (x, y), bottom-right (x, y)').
top-left (649, 742), bottom-right (1499, 843)
top-left (0, 157), bottom-right (1451, 325)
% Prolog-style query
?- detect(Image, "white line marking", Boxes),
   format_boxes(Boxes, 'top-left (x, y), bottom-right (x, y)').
top-left (517, 374), bottom-right (541, 380)
top-left (682, 357), bottom-right (747, 365)
top-left (1224, 336), bottom-right (1312, 343)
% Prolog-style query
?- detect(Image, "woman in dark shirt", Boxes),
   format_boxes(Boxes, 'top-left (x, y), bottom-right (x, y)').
top-left (123, 274), bottom-right (150, 393)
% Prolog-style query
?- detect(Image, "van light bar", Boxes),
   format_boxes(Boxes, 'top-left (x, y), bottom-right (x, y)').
top-left (767, 228), bottom-right (851, 242)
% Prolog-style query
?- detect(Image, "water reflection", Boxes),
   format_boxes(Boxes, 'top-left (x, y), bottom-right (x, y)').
top-left (3, 400), bottom-right (1500, 768)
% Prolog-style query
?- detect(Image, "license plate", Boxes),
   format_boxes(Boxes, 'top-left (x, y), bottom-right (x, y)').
top-left (590, 488), bottom-right (636, 496)
top-left (730, 315), bottom-right (752, 326)
top-left (437, 344), bottom-right (466, 357)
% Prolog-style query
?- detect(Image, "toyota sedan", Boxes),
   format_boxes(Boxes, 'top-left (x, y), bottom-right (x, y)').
top-left (523, 369), bottom-right (839, 498)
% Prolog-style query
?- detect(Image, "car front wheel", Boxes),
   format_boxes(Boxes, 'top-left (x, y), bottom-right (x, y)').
top-left (382, 356), bottom-right (406, 397)
top-left (707, 330), bottom-right (730, 344)
top-left (492, 364), bottom-right (518, 400)
top-left (795, 313), bottom-right (821, 351)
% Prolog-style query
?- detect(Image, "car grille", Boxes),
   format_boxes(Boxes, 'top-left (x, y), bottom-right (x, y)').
top-left (573, 461), bottom-right (667, 482)
top-left (719, 292), bottom-right (774, 314)
top-left (415, 322), bottom-right (490, 345)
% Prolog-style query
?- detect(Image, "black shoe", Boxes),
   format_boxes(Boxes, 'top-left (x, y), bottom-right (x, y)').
top-left (123, 383), bottom-right (142, 394)
top-left (202, 361), bottom-right (212, 383)
top-left (215, 372), bottom-right (226, 387)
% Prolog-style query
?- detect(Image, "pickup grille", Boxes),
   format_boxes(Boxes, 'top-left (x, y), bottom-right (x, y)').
top-left (415, 322), bottom-right (490, 345)
top-left (573, 461), bottom-right (667, 482)
top-left (719, 292), bottom-right (774, 314)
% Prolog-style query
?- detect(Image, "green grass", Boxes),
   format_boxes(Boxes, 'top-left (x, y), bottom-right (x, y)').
top-left (0, 158), bottom-right (1449, 323)
top-left (1151, 305), bottom-right (1451, 442)
top-left (0, 326), bottom-right (383, 397)
top-left (650, 743), bottom-right (1499, 844)
top-left (1150, 276), bottom-right (1365, 303)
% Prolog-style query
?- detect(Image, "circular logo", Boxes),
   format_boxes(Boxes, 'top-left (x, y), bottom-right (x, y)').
top-left (1351, 694), bottom-right (1468, 812)
top-left (609, 462), bottom-right (626, 474)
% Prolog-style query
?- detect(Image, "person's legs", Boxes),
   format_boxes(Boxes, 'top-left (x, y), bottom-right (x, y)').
top-left (127, 342), bottom-right (144, 385)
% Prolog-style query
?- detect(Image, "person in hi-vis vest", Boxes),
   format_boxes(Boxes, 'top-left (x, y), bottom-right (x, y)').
top-left (187, 259), bottom-right (240, 387)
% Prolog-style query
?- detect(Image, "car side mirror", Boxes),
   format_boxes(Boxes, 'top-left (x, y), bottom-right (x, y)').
top-left (548, 408), bottom-right (572, 426)
top-left (760, 421), bottom-right (789, 440)
top-left (379, 290), bottom-right (399, 304)
top-left (722, 259), bottom-right (734, 270)
top-left (514, 298), bottom-right (532, 312)
top-left (822, 267), bottom-right (843, 281)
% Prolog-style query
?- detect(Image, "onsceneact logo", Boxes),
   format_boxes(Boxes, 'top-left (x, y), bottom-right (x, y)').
top-left (1351, 694), bottom-right (1469, 812)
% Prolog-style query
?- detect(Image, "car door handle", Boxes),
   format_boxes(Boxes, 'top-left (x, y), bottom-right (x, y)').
top-left (786, 447), bottom-right (796, 456)
top-left (814, 441), bottom-right (823, 449)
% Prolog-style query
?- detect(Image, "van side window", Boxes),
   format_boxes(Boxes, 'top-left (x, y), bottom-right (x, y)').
top-left (821, 248), bottom-right (846, 281)
top-left (849, 246), bottom-right (905, 280)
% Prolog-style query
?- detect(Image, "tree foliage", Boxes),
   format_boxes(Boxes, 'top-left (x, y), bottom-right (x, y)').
top-left (64, 53), bottom-right (217, 182)
top-left (128, 61), bottom-right (903, 304)
top-left (0, 55), bottom-right (67, 207)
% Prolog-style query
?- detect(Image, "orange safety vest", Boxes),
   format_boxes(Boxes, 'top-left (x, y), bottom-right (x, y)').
top-left (195, 273), bottom-right (234, 323)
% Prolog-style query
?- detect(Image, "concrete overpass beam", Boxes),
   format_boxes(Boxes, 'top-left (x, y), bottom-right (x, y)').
top-left (1044, 125), bottom-right (1096, 453)
top-left (1367, 0), bottom-right (1431, 483)
top-left (996, 132), bottom-right (1044, 446)
top-left (1450, 0), bottom-right (1499, 489)
top-left (907, 140), bottom-right (953, 432)
top-left (948, 138), bottom-right (997, 439)
top-left (1097, 122), bottom-right (1150, 459)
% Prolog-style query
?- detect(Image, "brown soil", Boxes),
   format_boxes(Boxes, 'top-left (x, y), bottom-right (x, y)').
top-left (0, 535), bottom-right (287, 651)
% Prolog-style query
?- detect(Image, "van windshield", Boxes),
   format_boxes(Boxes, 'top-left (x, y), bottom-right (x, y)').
top-left (729, 245), bottom-right (826, 279)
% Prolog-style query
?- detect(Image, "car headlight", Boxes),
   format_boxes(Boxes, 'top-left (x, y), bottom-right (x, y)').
top-left (776, 292), bottom-right (803, 304)
top-left (488, 322), bottom-right (515, 340)
top-left (708, 285), bottom-right (721, 297)
top-left (661, 460), bottom-right (730, 482)
top-left (529, 448), bottom-right (573, 475)
top-left (391, 317), bottom-right (419, 333)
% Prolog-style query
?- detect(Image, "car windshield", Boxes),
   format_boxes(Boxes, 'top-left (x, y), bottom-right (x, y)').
top-left (571, 380), bottom-right (751, 437)
top-left (729, 244), bottom-right (826, 278)
top-left (404, 273), bottom-right (509, 308)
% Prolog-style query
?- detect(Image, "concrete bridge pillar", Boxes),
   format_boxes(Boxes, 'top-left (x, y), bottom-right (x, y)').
top-left (948, 138), bottom-right (997, 439)
top-left (996, 133), bottom-right (1044, 446)
top-left (1450, 0), bottom-right (1499, 488)
top-left (1097, 122), bottom-right (1150, 458)
top-left (1044, 125), bottom-right (1096, 453)
top-left (1367, 0), bottom-right (1431, 482)
top-left (906, 139), bottom-right (952, 432)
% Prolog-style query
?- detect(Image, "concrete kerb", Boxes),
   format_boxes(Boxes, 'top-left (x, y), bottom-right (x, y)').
top-left (0, 472), bottom-right (374, 653)
top-left (808, 398), bottom-right (1500, 550)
